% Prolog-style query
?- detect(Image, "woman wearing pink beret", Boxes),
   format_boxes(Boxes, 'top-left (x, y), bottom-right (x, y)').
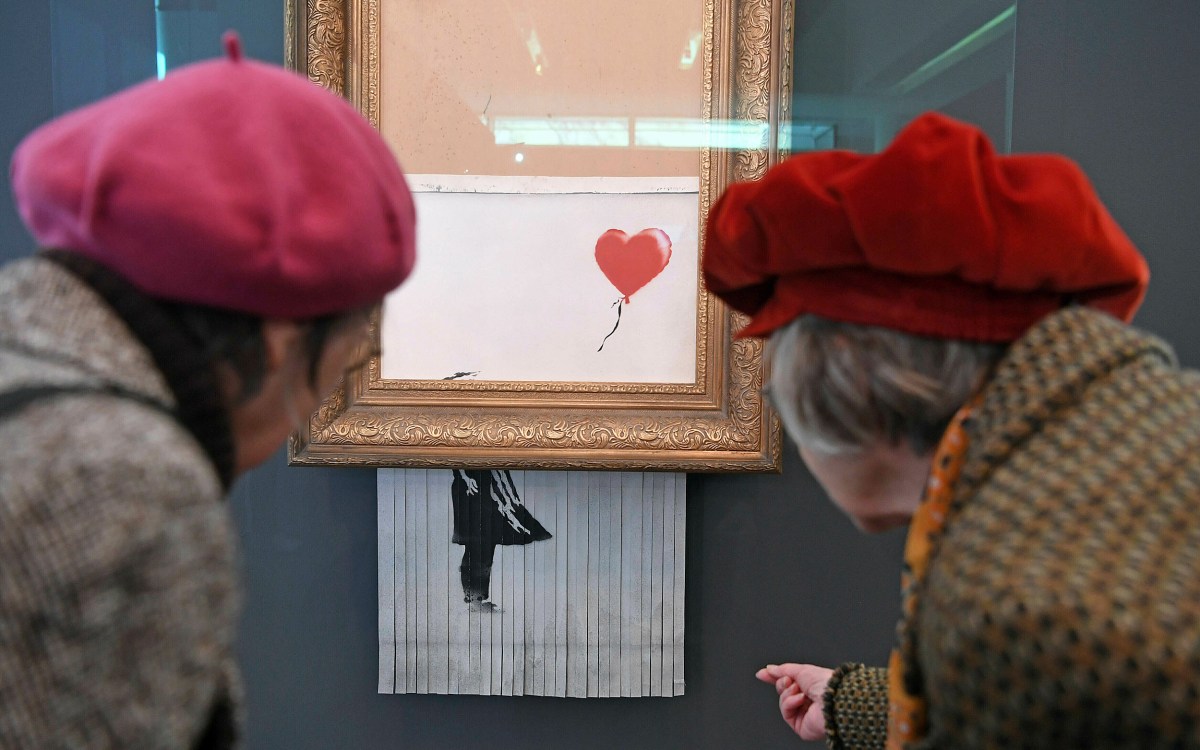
top-left (707, 113), bottom-right (1200, 747)
top-left (0, 35), bottom-right (415, 749)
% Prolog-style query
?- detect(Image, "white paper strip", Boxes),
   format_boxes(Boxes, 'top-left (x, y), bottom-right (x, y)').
top-left (377, 470), bottom-right (396, 693)
top-left (378, 469), bottom-right (686, 698)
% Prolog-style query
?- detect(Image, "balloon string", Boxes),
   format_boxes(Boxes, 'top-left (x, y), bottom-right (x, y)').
top-left (597, 297), bottom-right (624, 352)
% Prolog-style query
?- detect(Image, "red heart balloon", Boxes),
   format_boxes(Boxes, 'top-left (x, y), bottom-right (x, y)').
top-left (594, 228), bottom-right (673, 303)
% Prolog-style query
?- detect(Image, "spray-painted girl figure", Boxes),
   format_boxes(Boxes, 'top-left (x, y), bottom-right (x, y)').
top-left (451, 469), bottom-right (552, 612)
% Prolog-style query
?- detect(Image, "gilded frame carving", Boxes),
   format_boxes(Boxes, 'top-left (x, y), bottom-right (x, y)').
top-left (285, 0), bottom-right (791, 471)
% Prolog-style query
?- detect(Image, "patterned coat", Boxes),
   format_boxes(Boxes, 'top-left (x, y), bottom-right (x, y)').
top-left (823, 308), bottom-right (1200, 749)
top-left (0, 257), bottom-right (240, 748)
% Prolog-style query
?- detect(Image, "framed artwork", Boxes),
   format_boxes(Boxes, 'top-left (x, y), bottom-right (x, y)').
top-left (285, 0), bottom-right (792, 471)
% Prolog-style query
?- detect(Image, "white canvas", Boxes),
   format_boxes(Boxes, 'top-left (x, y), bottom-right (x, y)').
top-left (380, 176), bottom-right (700, 384)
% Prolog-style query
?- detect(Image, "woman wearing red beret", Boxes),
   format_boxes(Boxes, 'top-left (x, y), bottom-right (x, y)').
top-left (0, 35), bottom-right (415, 749)
top-left (707, 113), bottom-right (1200, 748)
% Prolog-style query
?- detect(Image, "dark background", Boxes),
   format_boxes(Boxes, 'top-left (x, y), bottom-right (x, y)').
top-left (1, 1), bottom-right (1197, 747)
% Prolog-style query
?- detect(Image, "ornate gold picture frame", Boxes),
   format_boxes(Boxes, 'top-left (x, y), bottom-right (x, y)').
top-left (286, 0), bottom-right (791, 471)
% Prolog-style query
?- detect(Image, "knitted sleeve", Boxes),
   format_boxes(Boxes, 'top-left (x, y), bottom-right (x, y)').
top-left (823, 663), bottom-right (889, 750)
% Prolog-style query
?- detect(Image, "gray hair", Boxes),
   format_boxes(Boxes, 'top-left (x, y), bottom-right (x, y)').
top-left (766, 315), bottom-right (1007, 456)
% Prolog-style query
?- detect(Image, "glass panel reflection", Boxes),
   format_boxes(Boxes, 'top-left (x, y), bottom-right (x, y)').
top-left (789, 0), bottom-right (1016, 153)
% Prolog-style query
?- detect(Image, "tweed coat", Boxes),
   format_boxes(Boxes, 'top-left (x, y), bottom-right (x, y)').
top-left (822, 307), bottom-right (1200, 749)
top-left (0, 257), bottom-right (240, 748)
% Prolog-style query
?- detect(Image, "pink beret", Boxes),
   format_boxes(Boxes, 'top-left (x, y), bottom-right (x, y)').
top-left (10, 33), bottom-right (416, 318)
top-left (703, 112), bottom-right (1149, 342)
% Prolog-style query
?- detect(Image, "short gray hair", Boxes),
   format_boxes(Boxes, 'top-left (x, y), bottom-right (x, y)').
top-left (766, 315), bottom-right (1006, 455)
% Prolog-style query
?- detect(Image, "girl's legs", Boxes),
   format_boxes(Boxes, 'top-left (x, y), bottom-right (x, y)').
top-left (460, 540), bottom-right (498, 608)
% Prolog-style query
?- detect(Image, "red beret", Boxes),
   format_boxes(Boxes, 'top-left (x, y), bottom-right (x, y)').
top-left (10, 33), bottom-right (416, 318)
top-left (703, 112), bottom-right (1149, 341)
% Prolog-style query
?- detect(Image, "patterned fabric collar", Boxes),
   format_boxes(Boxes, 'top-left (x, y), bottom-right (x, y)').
top-left (887, 394), bottom-right (979, 747)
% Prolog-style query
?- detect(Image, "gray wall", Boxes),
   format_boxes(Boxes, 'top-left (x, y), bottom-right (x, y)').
top-left (1010, 1), bottom-right (1200, 368)
top-left (2, 1), bottom-right (1198, 747)
top-left (0, 1), bottom-right (52, 266)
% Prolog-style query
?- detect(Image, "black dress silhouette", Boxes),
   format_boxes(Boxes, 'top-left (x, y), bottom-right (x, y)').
top-left (452, 469), bottom-right (552, 610)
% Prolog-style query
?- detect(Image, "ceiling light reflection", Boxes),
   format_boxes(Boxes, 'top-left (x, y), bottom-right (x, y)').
top-left (491, 116), bottom-right (834, 151)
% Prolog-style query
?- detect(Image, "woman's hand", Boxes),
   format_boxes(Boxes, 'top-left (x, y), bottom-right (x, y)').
top-left (755, 663), bottom-right (833, 741)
